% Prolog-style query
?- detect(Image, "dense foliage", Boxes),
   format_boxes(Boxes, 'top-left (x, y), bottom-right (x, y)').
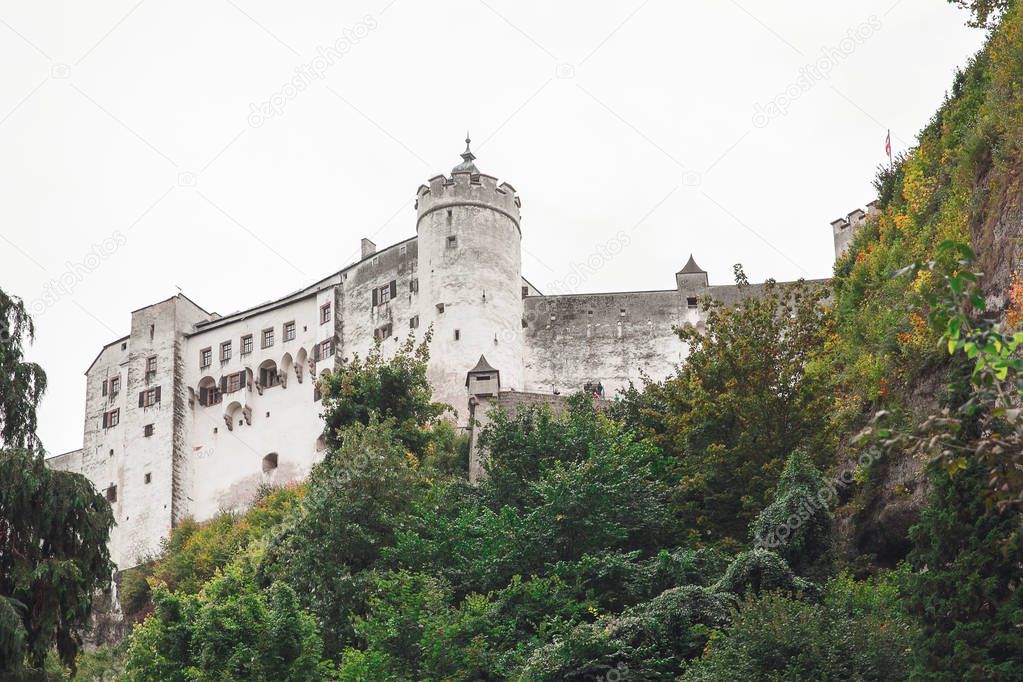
top-left (0, 288), bottom-right (113, 676)
top-left (611, 275), bottom-right (837, 543)
top-left (18, 2), bottom-right (1023, 678)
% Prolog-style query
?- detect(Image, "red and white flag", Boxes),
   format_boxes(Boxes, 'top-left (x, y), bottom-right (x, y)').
top-left (885, 130), bottom-right (892, 160)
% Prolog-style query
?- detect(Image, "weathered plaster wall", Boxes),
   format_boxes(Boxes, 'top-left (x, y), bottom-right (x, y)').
top-left (522, 289), bottom-right (693, 398)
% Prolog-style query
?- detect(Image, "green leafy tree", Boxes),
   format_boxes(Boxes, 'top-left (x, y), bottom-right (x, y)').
top-left (613, 276), bottom-right (836, 542)
top-left (0, 288), bottom-right (113, 675)
top-left (319, 330), bottom-right (449, 453)
top-left (520, 585), bottom-right (733, 681)
top-left (683, 571), bottom-right (917, 681)
top-left (261, 420), bottom-right (431, 656)
top-left (126, 561), bottom-right (330, 681)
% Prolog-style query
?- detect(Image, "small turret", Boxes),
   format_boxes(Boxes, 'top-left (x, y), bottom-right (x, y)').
top-left (466, 354), bottom-right (500, 397)
top-left (676, 254), bottom-right (709, 291)
top-left (466, 355), bottom-right (501, 484)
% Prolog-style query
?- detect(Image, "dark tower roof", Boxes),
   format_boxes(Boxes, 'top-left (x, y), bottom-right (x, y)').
top-left (451, 133), bottom-right (479, 175)
top-left (678, 254), bottom-right (706, 275)
top-left (465, 355), bottom-right (499, 386)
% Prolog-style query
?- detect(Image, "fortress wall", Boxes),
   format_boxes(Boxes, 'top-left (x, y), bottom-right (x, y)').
top-left (522, 290), bottom-right (690, 398)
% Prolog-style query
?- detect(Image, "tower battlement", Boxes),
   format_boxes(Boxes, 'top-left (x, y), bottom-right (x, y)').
top-left (415, 172), bottom-right (521, 229)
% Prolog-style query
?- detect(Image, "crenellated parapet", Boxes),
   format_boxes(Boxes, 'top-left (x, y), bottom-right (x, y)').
top-left (415, 172), bottom-right (521, 231)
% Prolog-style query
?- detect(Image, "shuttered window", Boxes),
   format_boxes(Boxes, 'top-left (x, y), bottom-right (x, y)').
top-left (138, 387), bottom-right (161, 407)
top-left (102, 409), bottom-right (120, 428)
top-left (372, 280), bottom-right (397, 306)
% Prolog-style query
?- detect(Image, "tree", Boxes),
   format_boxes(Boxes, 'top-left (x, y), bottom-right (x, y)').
top-left (319, 330), bottom-right (448, 454)
top-left (260, 420), bottom-right (431, 657)
top-left (0, 290), bottom-right (46, 450)
top-left (0, 287), bottom-right (113, 675)
top-left (749, 450), bottom-right (833, 576)
top-left (683, 572), bottom-right (917, 681)
top-left (125, 561), bottom-right (330, 681)
top-left (613, 275), bottom-right (836, 542)
top-left (906, 458), bottom-right (1023, 678)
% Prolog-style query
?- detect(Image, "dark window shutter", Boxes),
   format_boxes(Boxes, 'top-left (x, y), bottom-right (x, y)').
top-left (155, 386), bottom-right (161, 403)
top-left (138, 391), bottom-right (145, 407)
top-left (102, 412), bottom-right (108, 428)
top-left (199, 386), bottom-right (208, 405)
top-left (372, 288), bottom-right (378, 306)
top-left (102, 380), bottom-right (108, 396)
top-left (314, 343), bottom-right (321, 361)
top-left (220, 376), bottom-right (228, 393)
top-left (389, 280), bottom-right (397, 298)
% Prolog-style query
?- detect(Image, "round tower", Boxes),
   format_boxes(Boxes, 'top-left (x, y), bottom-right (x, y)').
top-left (415, 136), bottom-right (523, 422)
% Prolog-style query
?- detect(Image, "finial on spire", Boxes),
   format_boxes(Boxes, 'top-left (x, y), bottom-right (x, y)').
top-left (452, 131), bottom-right (479, 174)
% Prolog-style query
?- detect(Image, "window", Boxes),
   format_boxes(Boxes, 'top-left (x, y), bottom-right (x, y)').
top-left (139, 387), bottom-right (161, 408)
top-left (447, 235), bottom-right (457, 249)
top-left (224, 371), bottom-right (245, 393)
top-left (372, 281), bottom-right (397, 306)
top-left (241, 334), bottom-right (253, 355)
top-left (105, 485), bottom-right (117, 503)
top-left (436, 302), bottom-right (445, 314)
top-left (200, 347), bottom-right (212, 369)
top-left (109, 375), bottom-right (120, 398)
top-left (284, 321), bottom-right (296, 341)
top-left (102, 409), bottom-right (120, 428)
top-left (262, 327), bottom-right (274, 348)
top-left (145, 356), bottom-right (157, 381)
top-left (686, 297), bottom-right (698, 309)
top-left (319, 339), bottom-right (335, 359)
top-left (259, 362), bottom-right (279, 388)
top-left (121, 341), bottom-right (127, 350)
top-left (262, 452), bottom-right (278, 474)
top-left (409, 315), bottom-right (419, 329)
top-left (410, 278), bottom-right (419, 293)
top-left (522, 285), bottom-right (529, 298)
top-left (220, 341), bottom-right (232, 362)
top-left (144, 473), bottom-right (152, 484)
top-left (374, 324), bottom-right (393, 342)
top-left (144, 423), bottom-right (154, 437)
top-left (320, 303), bottom-right (332, 324)
top-left (199, 379), bottom-right (221, 406)
top-left (454, 329), bottom-right (461, 341)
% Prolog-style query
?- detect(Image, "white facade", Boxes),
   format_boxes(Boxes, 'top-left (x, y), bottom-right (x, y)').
top-left (47, 142), bottom-right (851, 570)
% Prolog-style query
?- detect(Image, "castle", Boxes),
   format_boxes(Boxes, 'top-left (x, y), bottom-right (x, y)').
top-left (47, 139), bottom-right (865, 570)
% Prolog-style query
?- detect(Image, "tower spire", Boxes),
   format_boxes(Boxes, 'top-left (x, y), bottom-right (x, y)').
top-left (452, 132), bottom-right (479, 174)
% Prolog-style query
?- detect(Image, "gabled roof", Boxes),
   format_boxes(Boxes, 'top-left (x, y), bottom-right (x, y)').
top-left (465, 355), bottom-right (499, 386)
top-left (677, 254), bottom-right (706, 275)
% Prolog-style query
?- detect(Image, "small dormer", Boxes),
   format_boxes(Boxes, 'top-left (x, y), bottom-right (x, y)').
top-left (465, 355), bottom-right (500, 398)
top-left (676, 254), bottom-right (709, 291)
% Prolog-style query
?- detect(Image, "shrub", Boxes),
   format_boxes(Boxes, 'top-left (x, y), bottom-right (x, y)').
top-left (682, 577), bottom-right (917, 681)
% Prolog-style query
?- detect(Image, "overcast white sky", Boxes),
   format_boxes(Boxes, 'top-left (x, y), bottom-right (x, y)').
top-left (1, 1), bottom-right (986, 454)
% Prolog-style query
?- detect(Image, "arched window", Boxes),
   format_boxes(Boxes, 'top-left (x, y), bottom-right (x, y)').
top-left (258, 359), bottom-right (279, 388)
top-left (198, 376), bottom-right (220, 406)
top-left (262, 452), bottom-right (278, 474)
